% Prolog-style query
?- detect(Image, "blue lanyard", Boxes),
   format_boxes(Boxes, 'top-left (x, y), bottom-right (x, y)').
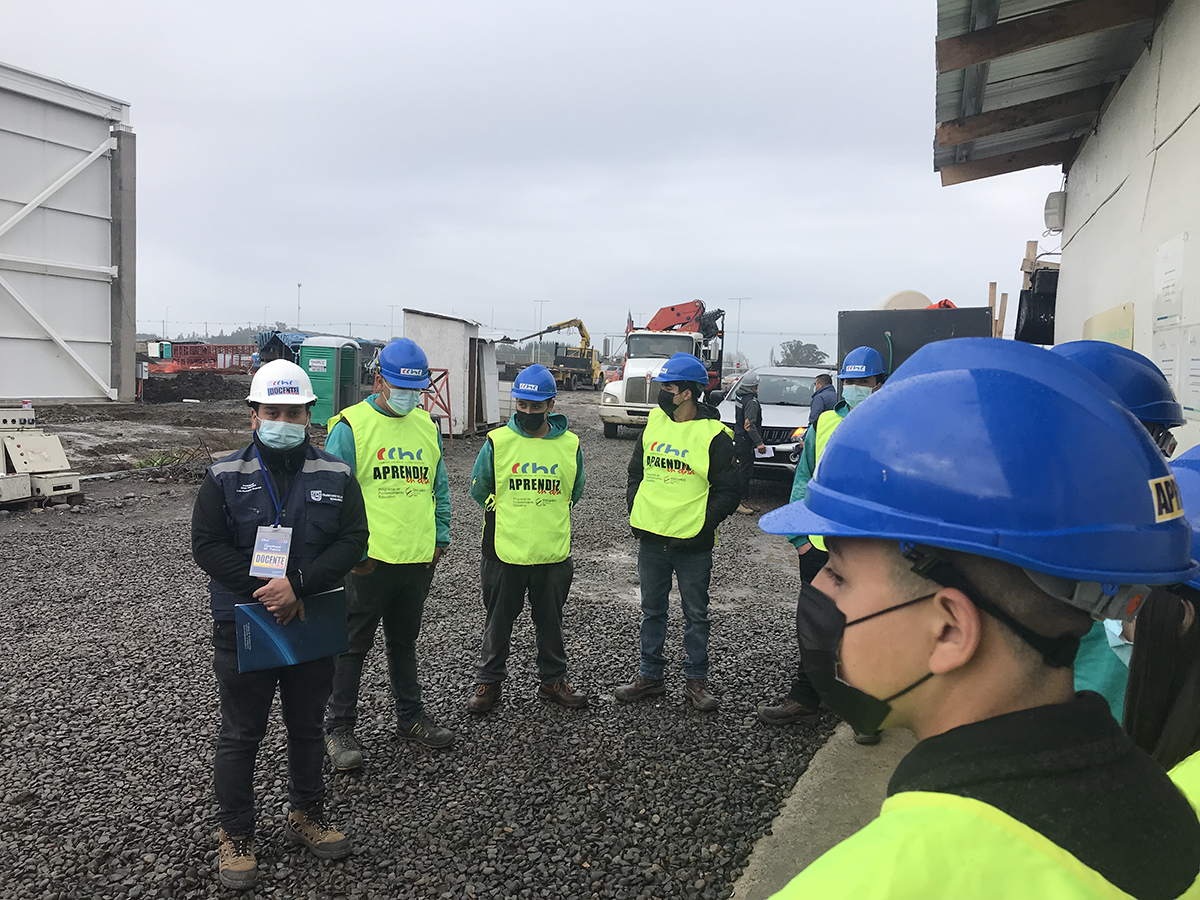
top-left (254, 446), bottom-right (299, 527)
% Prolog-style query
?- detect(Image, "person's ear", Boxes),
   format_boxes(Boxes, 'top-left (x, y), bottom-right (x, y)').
top-left (926, 588), bottom-right (983, 675)
top-left (546, 399), bottom-right (555, 414)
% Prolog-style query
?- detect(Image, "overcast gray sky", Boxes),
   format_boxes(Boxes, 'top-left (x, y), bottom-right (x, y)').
top-left (2, 1), bottom-right (1062, 364)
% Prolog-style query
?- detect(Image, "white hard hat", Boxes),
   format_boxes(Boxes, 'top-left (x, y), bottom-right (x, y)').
top-left (247, 359), bottom-right (318, 404)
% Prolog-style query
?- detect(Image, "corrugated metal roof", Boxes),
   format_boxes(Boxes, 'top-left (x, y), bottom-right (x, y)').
top-left (0, 61), bottom-right (129, 123)
top-left (933, 1), bottom-right (1153, 182)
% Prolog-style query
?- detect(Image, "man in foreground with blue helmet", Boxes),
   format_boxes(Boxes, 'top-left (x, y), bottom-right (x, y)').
top-left (759, 346), bottom-right (886, 732)
top-left (465, 364), bottom-right (587, 713)
top-left (760, 338), bottom-right (1200, 899)
top-left (616, 352), bottom-right (740, 711)
top-left (323, 338), bottom-right (454, 772)
top-left (1051, 340), bottom-right (1187, 722)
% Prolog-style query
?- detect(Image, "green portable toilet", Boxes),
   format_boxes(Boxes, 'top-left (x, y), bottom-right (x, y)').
top-left (299, 337), bottom-right (362, 427)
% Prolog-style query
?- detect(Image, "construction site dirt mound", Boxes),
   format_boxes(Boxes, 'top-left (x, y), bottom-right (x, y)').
top-left (144, 372), bottom-right (249, 404)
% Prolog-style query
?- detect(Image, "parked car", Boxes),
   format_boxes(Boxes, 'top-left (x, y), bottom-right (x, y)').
top-left (714, 366), bottom-right (836, 479)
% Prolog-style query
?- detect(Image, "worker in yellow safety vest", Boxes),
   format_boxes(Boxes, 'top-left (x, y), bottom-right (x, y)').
top-left (758, 337), bottom-right (1200, 899)
top-left (759, 346), bottom-right (886, 738)
top-left (615, 352), bottom-right (740, 712)
top-left (322, 338), bottom-right (454, 774)
top-left (465, 364), bottom-right (588, 713)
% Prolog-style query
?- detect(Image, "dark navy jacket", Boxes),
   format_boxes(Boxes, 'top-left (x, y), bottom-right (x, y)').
top-left (192, 438), bottom-right (368, 621)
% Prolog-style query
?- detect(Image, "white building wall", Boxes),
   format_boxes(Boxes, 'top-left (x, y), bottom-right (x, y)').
top-left (403, 310), bottom-right (472, 435)
top-left (1058, 0), bottom-right (1200, 449)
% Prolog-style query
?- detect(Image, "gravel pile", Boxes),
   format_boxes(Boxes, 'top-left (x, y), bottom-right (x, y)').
top-left (144, 374), bottom-right (250, 404)
top-left (0, 394), bottom-right (833, 899)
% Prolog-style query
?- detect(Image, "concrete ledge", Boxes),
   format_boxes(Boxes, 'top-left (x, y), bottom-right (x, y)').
top-left (730, 724), bottom-right (917, 900)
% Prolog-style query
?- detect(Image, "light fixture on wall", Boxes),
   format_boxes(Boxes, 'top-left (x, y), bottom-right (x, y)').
top-left (1044, 191), bottom-right (1067, 233)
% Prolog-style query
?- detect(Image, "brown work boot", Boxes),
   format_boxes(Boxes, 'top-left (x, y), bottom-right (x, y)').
top-left (538, 680), bottom-right (589, 708)
top-left (613, 674), bottom-right (666, 702)
top-left (466, 682), bottom-right (502, 714)
top-left (216, 829), bottom-right (257, 890)
top-left (757, 697), bottom-right (820, 726)
top-left (284, 808), bottom-right (351, 859)
top-left (684, 679), bottom-right (720, 712)
top-left (736, 502), bottom-right (755, 515)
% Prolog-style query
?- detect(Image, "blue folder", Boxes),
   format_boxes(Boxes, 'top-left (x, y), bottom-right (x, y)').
top-left (234, 587), bottom-right (349, 673)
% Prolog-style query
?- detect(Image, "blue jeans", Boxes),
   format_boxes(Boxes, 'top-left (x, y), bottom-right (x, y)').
top-left (636, 540), bottom-right (713, 680)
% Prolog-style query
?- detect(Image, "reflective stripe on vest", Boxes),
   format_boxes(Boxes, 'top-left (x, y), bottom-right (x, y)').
top-left (338, 400), bottom-right (440, 564)
top-left (489, 425), bottom-right (579, 565)
top-left (809, 408), bottom-right (847, 552)
top-left (1172, 751), bottom-right (1200, 815)
top-left (630, 408), bottom-right (731, 540)
top-left (774, 791), bottom-right (1199, 899)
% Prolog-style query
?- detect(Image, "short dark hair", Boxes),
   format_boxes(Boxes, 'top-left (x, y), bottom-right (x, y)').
top-left (814, 374), bottom-right (832, 388)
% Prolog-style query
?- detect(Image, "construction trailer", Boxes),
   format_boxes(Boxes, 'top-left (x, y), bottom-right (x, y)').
top-left (402, 309), bottom-right (501, 436)
top-left (0, 62), bottom-right (135, 402)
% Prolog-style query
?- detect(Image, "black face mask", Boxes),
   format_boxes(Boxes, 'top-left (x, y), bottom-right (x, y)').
top-left (657, 389), bottom-right (681, 417)
top-left (515, 410), bottom-right (546, 433)
top-left (797, 582), bottom-right (937, 735)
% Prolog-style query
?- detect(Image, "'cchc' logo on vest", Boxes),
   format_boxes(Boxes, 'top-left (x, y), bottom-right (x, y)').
top-left (511, 462), bottom-right (559, 474)
top-left (376, 446), bottom-right (423, 461)
top-left (646, 441), bottom-right (696, 475)
top-left (649, 441), bottom-right (688, 457)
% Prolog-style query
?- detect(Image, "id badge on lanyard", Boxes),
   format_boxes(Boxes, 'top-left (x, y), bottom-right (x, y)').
top-left (248, 445), bottom-right (298, 579)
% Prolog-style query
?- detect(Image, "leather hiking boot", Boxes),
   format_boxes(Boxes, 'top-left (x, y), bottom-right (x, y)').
top-left (538, 681), bottom-right (589, 708)
top-left (736, 502), bottom-right (755, 515)
top-left (325, 731), bottom-right (363, 773)
top-left (757, 697), bottom-right (820, 726)
top-left (285, 808), bottom-right (351, 859)
top-left (398, 715), bottom-right (455, 748)
top-left (614, 674), bottom-right (666, 702)
top-left (684, 679), bottom-right (720, 712)
top-left (466, 683), bottom-right (502, 714)
top-left (216, 829), bottom-right (257, 890)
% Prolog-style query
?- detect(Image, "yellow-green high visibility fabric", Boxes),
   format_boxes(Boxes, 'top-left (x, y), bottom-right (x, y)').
top-left (334, 401), bottom-right (441, 564)
top-left (773, 790), bottom-right (1200, 900)
top-left (630, 408), bottom-right (731, 540)
top-left (489, 425), bottom-right (579, 565)
top-left (809, 408), bottom-right (846, 552)
top-left (1172, 751), bottom-right (1200, 814)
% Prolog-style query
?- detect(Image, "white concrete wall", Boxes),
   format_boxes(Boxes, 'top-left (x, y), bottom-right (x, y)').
top-left (1058, 0), bottom-right (1200, 450)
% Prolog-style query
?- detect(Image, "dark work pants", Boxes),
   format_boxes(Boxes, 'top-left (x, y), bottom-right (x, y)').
top-left (325, 561), bottom-right (435, 731)
top-left (734, 442), bottom-right (755, 502)
top-left (477, 554), bottom-right (574, 683)
top-left (637, 540), bottom-right (713, 680)
top-left (789, 546), bottom-right (829, 709)
top-left (212, 621), bottom-right (334, 836)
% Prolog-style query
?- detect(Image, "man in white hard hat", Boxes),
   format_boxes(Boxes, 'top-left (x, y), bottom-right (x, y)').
top-left (191, 360), bottom-right (369, 891)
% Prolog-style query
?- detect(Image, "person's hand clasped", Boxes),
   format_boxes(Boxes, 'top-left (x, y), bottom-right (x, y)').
top-left (254, 577), bottom-right (305, 625)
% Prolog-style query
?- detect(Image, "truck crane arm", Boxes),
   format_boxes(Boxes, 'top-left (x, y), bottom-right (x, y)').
top-left (516, 318), bottom-right (592, 352)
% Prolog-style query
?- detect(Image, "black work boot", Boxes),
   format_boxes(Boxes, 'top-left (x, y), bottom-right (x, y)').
top-left (757, 697), bottom-right (820, 726)
top-left (398, 715), bottom-right (455, 748)
top-left (614, 674), bottom-right (666, 702)
top-left (684, 679), bottom-right (720, 712)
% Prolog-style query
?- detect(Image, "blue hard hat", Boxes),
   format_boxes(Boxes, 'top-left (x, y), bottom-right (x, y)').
top-left (1051, 340), bottom-right (1185, 427)
top-left (379, 338), bottom-right (430, 389)
top-left (511, 364), bottom-right (557, 401)
top-left (759, 337), bottom-right (1198, 589)
top-left (839, 346), bottom-right (887, 379)
top-left (1171, 447), bottom-right (1200, 589)
top-left (653, 352), bottom-right (709, 384)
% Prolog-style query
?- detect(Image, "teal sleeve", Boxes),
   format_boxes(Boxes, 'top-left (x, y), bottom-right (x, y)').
top-left (325, 420), bottom-right (356, 469)
top-left (787, 437), bottom-right (818, 547)
top-left (571, 446), bottom-right (586, 506)
top-left (434, 432), bottom-right (451, 546)
top-left (470, 440), bottom-right (495, 509)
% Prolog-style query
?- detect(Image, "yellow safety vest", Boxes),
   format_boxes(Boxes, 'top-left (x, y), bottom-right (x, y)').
top-left (809, 408), bottom-right (846, 552)
top-left (330, 401), bottom-right (440, 564)
top-left (630, 408), bottom-right (731, 540)
top-left (774, 791), bottom-right (1200, 900)
top-left (1172, 751), bottom-right (1200, 813)
top-left (489, 425), bottom-right (579, 566)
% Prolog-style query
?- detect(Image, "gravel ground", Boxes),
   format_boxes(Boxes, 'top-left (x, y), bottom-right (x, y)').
top-left (0, 391), bottom-right (834, 900)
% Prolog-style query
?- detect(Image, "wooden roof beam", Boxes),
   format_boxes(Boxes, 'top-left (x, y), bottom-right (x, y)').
top-left (940, 138), bottom-right (1082, 185)
top-left (936, 0), bottom-right (1157, 74)
top-left (936, 84), bottom-right (1108, 146)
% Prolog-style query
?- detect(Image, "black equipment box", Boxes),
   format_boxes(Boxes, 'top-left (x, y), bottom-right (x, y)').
top-left (837, 308), bottom-right (995, 376)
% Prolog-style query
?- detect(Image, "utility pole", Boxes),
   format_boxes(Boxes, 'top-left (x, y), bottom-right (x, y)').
top-left (263, 306), bottom-right (270, 330)
top-left (533, 300), bottom-right (550, 363)
top-left (388, 305), bottom-right (399, 339)
top-left (163, 306), bottom-right (169, 340)
top-left (730, 298), bottom-right (750, 362)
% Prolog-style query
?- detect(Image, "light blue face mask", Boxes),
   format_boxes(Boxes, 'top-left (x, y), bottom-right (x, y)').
top-left (842, 385), bottom-right (873, 408)
top-left (386, 388), bottom-right (421, 416)
top-left (257, 419), bottom-right (307, 450)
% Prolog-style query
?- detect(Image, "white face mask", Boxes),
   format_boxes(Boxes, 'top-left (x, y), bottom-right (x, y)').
top-left (386, 388), bottom-right (421, 416)
top-left (842, 385), bottom-right (873, 408)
